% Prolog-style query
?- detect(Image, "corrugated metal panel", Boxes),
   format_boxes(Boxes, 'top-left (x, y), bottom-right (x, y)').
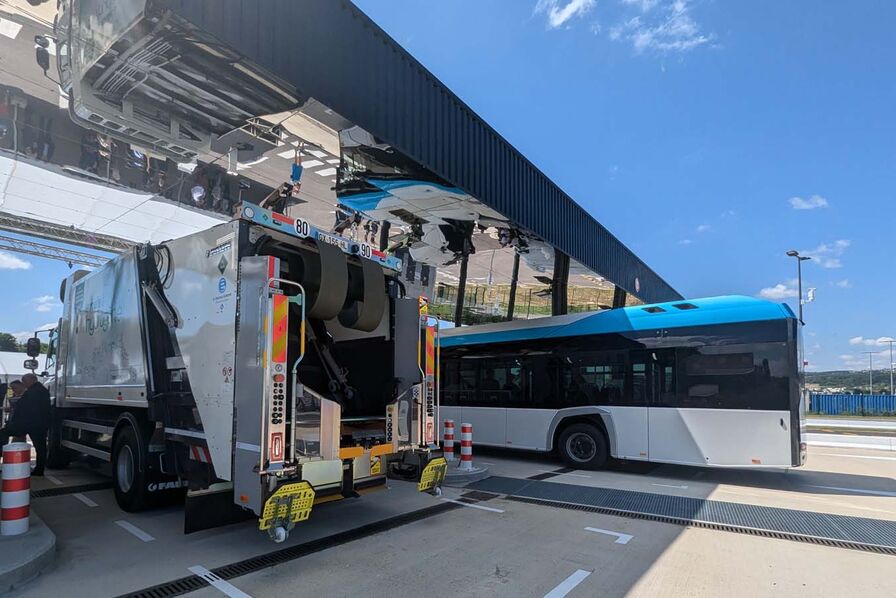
top-left (155, 0), bottom-right (680, 303)
top-left (810, 394), bottom-right (896, 416)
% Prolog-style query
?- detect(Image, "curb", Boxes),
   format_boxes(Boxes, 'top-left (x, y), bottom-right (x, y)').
top-left (0, 512), bottom-right (56, 594)
top-left (443, 465), bottom-right (490, 486)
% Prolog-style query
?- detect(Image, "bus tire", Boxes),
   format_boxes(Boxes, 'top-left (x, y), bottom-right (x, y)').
top-left (112, 424), bottom-right (148, 512)
top-left (558, 423), bottom-right (608, 470)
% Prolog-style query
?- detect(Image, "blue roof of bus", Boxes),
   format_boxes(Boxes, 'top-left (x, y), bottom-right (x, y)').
top-left (440, 295), bottom-right (795, 348)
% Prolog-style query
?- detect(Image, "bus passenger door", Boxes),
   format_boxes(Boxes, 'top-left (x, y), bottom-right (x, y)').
top-left (647, 349), bottom-right (704, 466)
top-left (609, 351), bottom-right (650, 460)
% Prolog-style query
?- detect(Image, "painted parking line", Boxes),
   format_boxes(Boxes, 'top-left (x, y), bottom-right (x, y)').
top-left (805, 484), bottom-right (896, 497)
top-left (816, 452), bottom-right (896, 462)
top-left (189, 566), bottom-right (253, 598)
top-left (544, 569), bottom-right (591, 598)
top-left (73, 493), bottom-right (98, 507)
top-left (584, 526), bottom-right (633, 545)
top-left (44, 474), bottom-right (64, 485)
top-left (440, 498), bottom-right (505, 513)
top-left (115, 520), bottom-right (155, 542)
top-left (0, 18), bottom-right (23, 40)
top-left (652, 483), bottom-right (689, 490)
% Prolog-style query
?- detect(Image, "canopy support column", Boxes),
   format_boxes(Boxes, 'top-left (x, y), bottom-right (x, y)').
top-left (551, 249), bottom-right (569, 316)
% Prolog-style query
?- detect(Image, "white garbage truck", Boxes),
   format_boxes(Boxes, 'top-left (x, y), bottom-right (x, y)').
top-left (41, 203), bottom-right (446, 539)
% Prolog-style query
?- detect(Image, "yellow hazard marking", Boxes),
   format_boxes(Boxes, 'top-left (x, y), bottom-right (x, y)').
top-left (370, 457), bottom-right (382, 475)
top-left (258, 481), bottom-right (315, 531)
top-left (417, 457), bottom-right (448, 493)
top-left (271, 293), bottom-right (288, 363)
top-left (369, 443), bottom-right (393, 458)
top-left (339, 446), bottom-right (364, 460)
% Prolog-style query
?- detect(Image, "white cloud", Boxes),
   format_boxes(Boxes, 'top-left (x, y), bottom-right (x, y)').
top-left (610, 0), bottom-right (713, 54)
top-left (789, 195), bottom-right (828, 210)
top-left (30, 295), bottom-right (61, 313)
top-left (622, 0), bottom-right (659, 11)
top-left (678, 239), bottom-right (693, 245)
top-left (696, 223), bottom-right (711, 233)
top-left (535, 0), bottom-right (597, 29)
top-left (800, 239), bottom-right (850, 269)
top-left (848, 336), bottom-right (894, 347)
top-left (834, 279), bottom-right (851, 288)
top-left (758, 282), bottom-right (798, 300)
top-left (0, 251), bottom-right (32, 270)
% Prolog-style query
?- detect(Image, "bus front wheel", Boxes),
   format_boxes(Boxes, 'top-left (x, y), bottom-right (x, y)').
top-left (558, 423), bottom-right (608, 470)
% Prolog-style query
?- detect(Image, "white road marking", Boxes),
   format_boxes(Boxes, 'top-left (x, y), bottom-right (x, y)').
top-left (544, 569), bottom-right (591, 598)
top-left (44, 474), bottom-right (64, 485)
top-left (73, 493), bottom-right (98, 507)
top-left (115, 520), bottom-right (155, 542)
top-left (805, 485), bottom-right (896, 497)
top-left (652, 483), bottom-right (689, 490)
top-left (189, 566), bottom-right (253, 598)
top-left (440, 498), bottom-right (505, 513)
top-left (0, 18), bottom-right (23, 39)
top-left (816, 452), bottom-right (896, 462)
top-left (557, 472), bottom-right (591, 479)
top-left (585, 526), bottom-right (633, 545)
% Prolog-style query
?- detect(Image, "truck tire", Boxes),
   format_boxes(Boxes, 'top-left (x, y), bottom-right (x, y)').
top-left (558, 423), bottom-right (609, 470)
top-left (112, 424), bottom-right (148, 512)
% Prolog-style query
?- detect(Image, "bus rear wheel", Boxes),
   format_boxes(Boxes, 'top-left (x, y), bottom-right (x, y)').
top-left (558, 423), bottom-right (608, 470)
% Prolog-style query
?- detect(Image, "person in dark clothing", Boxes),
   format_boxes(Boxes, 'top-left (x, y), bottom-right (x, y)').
top-left (0, 374), bottom-right (50, 475)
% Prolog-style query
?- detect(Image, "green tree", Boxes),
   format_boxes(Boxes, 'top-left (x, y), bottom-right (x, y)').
top-left (0, 332), bottom-right (18, 352)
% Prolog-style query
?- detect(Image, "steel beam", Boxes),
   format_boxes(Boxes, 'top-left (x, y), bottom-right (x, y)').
top-left (0, 234), bottom-right (111, 268)
top-left (0, 212), bottom-right (133, 253)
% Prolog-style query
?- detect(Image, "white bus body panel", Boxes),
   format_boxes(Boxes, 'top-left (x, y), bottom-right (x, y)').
top-left (603, 406), bottom-right (649, 460)
top-left (506, 409), bottom-right (556, 450)
top-left (648, 408), bottom-right (792, 467)
top-left (460, 407), bottom-right (506, 446)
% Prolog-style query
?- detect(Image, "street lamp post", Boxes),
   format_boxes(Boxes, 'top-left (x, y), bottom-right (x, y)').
top-left (884, 339), bottom-right (895, 396)
top-left (862, 351), bottom-right (875, 395)
top-left (786, 250), bottom-right (811, 324)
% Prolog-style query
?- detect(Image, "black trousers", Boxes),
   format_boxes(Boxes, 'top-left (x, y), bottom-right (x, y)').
top-left (0, 428), bottom-right (47, 474)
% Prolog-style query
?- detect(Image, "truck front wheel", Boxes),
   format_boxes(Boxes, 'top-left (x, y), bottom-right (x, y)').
top-left (112, 424), bottom-right (148, 512)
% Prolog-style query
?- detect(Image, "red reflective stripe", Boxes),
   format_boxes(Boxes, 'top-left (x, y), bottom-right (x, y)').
top-left (1, 449), bottom-right (30, 464)
top-left (272, 212), bottom-right (294, 224)
top-left (267, 256), bottom-right (276, 280)
top-left (1, 506), bottom-right (29, 520)
top-left (2, 478), bottom-right (30, 492)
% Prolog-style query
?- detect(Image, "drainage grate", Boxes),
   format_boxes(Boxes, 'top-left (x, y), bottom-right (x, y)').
top-left (468, 476), bottom-right (896, 556)
top-left (460, 490), bottom-right (500, 502)
top-left (32, 481), bottom-right (113, 498)
top-left (118, 502), bottom-right (460, 598)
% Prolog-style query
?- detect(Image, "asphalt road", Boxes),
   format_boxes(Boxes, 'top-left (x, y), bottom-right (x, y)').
top-left (21, 442), bottom-right (896, 598)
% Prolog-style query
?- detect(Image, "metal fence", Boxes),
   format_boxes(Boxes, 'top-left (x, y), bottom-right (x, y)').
top-left (809, 394), bottom-right (896, 416)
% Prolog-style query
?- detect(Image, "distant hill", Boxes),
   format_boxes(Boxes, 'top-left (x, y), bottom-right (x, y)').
top-left (806, 370), bottom-right (893, 394)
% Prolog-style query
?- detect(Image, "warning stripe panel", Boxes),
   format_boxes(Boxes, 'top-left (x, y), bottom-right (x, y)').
top-left (425, 327), bottom-right (435, 375)
top-left (272, 293), bottom-right (288, 363)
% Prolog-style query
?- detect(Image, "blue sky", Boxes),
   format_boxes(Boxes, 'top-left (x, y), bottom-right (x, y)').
top-left (1, 1), bottom-right (894, 372)
top-left (349, 0), bottom-right (896, 371)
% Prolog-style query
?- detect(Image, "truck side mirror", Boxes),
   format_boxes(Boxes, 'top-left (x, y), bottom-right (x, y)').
top-left (26, 336), bottom-right (41, 358)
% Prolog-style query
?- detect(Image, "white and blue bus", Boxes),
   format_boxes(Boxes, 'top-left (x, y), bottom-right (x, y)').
top-left (439, 296), bottom-right (806, 469)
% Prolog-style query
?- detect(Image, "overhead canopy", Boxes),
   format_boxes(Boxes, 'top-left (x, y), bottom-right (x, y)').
top-left (0, 0), bottom-right (678, 319)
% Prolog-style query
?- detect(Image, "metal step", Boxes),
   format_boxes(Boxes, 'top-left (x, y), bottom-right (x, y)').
top-left (467, 476), bottom-right (896, 555)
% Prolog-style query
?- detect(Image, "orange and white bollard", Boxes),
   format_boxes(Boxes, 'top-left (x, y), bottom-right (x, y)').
top-left (1, 442), bottom-right (31, 536)
top-left (459, 423), bottom-right (473, 471)
top-left (443, 420), bottom-right (455, 461)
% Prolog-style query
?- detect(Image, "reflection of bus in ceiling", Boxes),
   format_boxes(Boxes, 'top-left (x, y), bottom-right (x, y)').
top-left (440, 295), bottom-right (807, 470)
top-left (337, 126), bottom-right (511, 265)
